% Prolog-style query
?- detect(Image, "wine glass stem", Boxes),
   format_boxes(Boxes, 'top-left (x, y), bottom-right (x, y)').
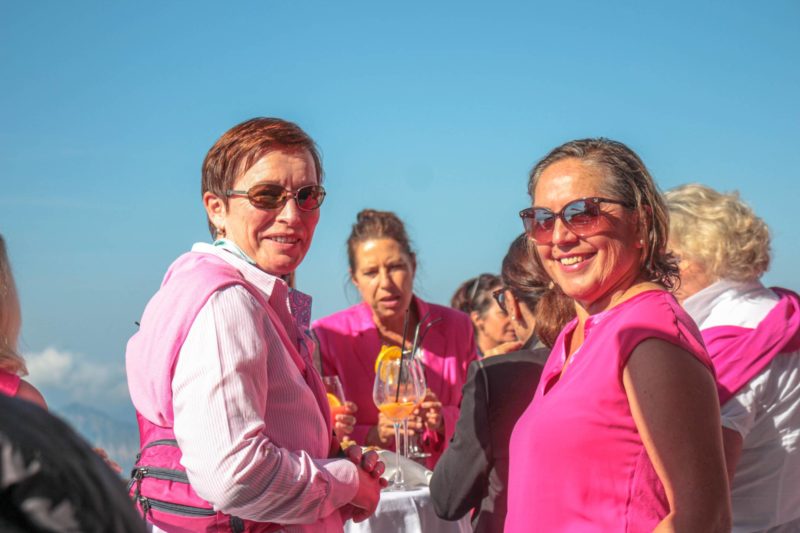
top-left (393, 421), bottom-right (404, 487)
top-left (401, 418), bottom-right (409, 458)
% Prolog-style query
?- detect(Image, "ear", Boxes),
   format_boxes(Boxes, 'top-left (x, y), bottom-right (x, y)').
top-left (636, 205), bottom-right (653, 249)
top-left (469, 310), bottom-right (483, 330)
top-left (349, 268), bottom-right (358, 286)
top-left (203, 191), bottom-right (228, 234)
top-left (505, 291), bottom-right (521, 320)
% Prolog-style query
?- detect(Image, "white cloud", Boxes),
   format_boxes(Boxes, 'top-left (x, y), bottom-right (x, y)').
top-left (24, 347), bottom-right (130, 405)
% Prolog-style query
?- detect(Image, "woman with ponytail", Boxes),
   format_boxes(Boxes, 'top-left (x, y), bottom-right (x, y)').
top-left (313, 208), bottom-right (478, 468)
top-left (430, 234), bottom-right (575, 531)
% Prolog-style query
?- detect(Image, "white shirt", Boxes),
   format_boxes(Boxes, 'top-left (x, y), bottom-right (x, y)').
top-left (684, 279), bottom-right (800, 532)
top-left (172, 243), bottom-right (359, 532)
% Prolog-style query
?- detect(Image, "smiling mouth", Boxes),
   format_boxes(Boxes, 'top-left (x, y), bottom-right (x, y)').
top-left (268, 236), bottom-right (300, 244)
top-left (558, 256), bottom-right (587, 266)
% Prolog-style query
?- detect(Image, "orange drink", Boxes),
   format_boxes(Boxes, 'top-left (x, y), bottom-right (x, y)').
top-left (326, 392), bottom-right (346, 423)
top-left (378, 401), bottom-right (416, 421)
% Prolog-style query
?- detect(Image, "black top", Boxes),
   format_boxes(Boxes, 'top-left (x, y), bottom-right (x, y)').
top-left (0, 395), bottom-right (146, 533)
top-left (430, 339), bottom-right (549, 532)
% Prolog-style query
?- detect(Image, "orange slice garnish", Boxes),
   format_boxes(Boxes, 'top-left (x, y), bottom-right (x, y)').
top-left (326, 393), bottom-right (342, 408)
top-left (375, 345), bottom-right (403, 381)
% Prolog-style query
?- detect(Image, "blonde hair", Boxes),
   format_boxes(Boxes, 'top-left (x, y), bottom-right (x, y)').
top-left (0, 236), bottom-right (27, 376)
top-left (665, 184), bottom-right (770, 283)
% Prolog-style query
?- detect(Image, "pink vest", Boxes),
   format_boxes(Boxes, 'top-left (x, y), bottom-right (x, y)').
top-left (126, 252), bottom-right (324, 533)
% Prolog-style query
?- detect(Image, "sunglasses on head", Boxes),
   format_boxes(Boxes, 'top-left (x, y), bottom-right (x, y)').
top-left (225, 183), bottom-right (326, 211)
top-left (519, 197), bottom-right (632, 244)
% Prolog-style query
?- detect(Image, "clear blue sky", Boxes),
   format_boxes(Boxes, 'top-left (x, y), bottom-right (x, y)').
top-left (1, 1), bottom-right (798, 420)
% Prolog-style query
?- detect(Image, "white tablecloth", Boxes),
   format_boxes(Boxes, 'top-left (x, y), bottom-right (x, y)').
top-left (344, 487), bottom-right (471, 533)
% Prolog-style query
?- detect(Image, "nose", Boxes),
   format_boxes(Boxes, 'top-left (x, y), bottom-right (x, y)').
top-left (551, 216), bottom-right (578, 245)
top-left (275, 196), bottom-right (302, 224)
top-left (377, 268), bottom-right (393, 289)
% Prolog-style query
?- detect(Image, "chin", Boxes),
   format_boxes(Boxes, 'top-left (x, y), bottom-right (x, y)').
top-left (256, 259), bottom-right (301, 277)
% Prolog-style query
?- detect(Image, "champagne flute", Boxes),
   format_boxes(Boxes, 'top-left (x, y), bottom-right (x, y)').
top-left (323, 376), bottom-right (347, 438)
top-left (373, 356), bottom-right (423, 491)
top-left (406, 353), bottom-right (432, 460)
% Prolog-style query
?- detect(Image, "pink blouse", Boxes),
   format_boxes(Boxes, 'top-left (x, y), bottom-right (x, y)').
top-left (312, 297), bottom-right (477, 467)
top-left (505, 290), bottom-right (714, 532)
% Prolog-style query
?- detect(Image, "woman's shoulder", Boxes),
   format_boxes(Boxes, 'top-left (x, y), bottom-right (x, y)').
top-left (603, 289), bottom-right (691, 330)
top-left (607, 290), bottom-right (710, 368)
top-left (312, 303), bottom-right (371, 334)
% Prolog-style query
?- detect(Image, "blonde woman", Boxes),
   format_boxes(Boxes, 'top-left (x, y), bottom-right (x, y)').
top-left (667, 183), bottom-right (800, 532)
top-left (0, 236), bottom-right (46, 408)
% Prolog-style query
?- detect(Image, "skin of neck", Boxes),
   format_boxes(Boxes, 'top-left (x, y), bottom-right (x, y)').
top-left (574, 265), bottom-right (659, 320)
top-left (373, 304), bottom-right (419, 347)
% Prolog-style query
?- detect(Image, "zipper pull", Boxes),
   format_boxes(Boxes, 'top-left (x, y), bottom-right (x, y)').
top-left (132, 467), bottom-right (148, 499)
top-left (139, 495), bottom-right (151, 517)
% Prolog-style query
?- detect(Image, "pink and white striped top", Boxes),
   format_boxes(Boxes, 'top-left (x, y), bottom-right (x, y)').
top-left (128, 243), bottom-right (359, 532)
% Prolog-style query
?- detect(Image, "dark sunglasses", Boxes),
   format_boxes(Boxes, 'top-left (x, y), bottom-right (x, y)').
top-left (492, 287), bottom-right (509, 314)
top-left (225, 183), bottom-right (326, 211)
top-left (519, 197), bottom-right (631, 244)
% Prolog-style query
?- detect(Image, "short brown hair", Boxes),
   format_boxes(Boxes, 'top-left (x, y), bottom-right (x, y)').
top-left (347, 209), bottom-right (416, 273)
top-left (451, 274), bottom-right (503, 317)
top-left (201, 117), bottom-right (323, 237)
top-left (528, 138), bottom-right (678, 289)
top-left (501, 234), bottom-right (575, 348)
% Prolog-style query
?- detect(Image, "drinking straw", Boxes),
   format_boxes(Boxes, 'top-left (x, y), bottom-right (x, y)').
top-left (415, 317), bottom-right (442, 353)
top-left (410, 311), bottom-right (431, 356)
top-left (395, 308), bottom-right (411, 402)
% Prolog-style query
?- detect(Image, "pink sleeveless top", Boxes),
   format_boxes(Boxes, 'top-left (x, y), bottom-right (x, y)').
top-left (505, 290), bottom-right (714, 532)
top-left (0, 370), bottom-right (21, 397)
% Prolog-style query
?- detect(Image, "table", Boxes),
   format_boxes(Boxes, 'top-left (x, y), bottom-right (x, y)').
top-left (344, 487), bottom-right (471, 533)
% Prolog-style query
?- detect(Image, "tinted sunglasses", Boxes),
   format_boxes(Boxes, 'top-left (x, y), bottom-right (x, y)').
top-left (492, 287), bottom-right (509, 314)
top-left (519, 197), bottom-right (631, 244)
top-left (225, 183), bottom-right (326, 211)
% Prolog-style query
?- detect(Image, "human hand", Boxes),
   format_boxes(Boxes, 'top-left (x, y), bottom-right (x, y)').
top-left (418, 390), bottom-right (443, 433)
top-left (349, 463), bottom-right (385, 521)
top-left (344, 446), bottom-right (388, 485)
top-left (333, 401), bottom-right (358, 442)
top-left (484, 340), bottom-right (524, 357)
top-left (376, 413), bottom-right (396, 444)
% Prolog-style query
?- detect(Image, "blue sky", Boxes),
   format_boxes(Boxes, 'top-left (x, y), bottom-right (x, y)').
top-left (1, 1), bottom-right (798, 420)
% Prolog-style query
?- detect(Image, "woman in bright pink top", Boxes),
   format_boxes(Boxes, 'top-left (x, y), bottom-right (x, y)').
top-left (507, 139), bottom-right (730, 532)
top-left (0, 235), bottom-right (46, 408)
top-left (312, 209), bottom-right (478, 467)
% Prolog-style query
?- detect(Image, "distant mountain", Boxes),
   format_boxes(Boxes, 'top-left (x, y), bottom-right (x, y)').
top-left (55, 403), bottom-right (140, 475)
